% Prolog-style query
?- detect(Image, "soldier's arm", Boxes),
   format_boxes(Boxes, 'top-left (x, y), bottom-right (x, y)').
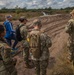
top-left (7, 22), bottom-right (15, 33)
top-left (24, 29), bottom-right (28, 39)
top-left (40, 34), bottom-right (52, 48)
top-left (46, 35), bottom-right (52, 47)
top-left (40, 34), bottom-right (47, 49)
top-left (65, 21), bottom-right (73, 33)
top-left (20, 27), bottom-right (28, 40)
top-left (0, 44), bottom-right (15, 65)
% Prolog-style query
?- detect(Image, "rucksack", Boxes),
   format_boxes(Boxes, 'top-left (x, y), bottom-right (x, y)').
top-left (29, 31), bottom-right (41, 59)
top-left (16, 25), bottom-right (24, 41)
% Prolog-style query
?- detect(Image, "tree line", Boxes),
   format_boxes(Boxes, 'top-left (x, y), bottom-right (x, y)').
top-left (0, 6), bottom-right (74, 13)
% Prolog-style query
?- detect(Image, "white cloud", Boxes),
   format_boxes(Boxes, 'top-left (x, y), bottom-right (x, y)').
top-left (58, 0), bottom-right (74, 8)
top-left (0, 0), bottom-right (74, 9)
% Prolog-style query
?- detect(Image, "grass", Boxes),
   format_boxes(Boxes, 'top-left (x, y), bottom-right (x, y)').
top-left (0, 12), bottom-right (42, 22)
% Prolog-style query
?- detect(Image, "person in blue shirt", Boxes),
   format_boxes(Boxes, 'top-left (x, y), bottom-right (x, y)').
top-left (3, 15), bottom-right (18, 50)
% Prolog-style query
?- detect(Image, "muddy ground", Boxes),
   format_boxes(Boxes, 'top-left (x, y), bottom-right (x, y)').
top-left (10, 14), bottom-right (74, 75)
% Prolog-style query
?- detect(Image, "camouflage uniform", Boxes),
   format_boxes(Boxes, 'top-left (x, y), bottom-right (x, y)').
top-left (28, 29), bottom-right (52, 75)
top-left (20, 24), bottom-right (30, 66)
top-left (0, 38), bottom-right (17, 75)
top-left (65, 19), bottom-right (74, 62)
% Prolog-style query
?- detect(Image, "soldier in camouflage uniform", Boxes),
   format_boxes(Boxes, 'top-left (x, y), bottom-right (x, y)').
top-left (0, 25), bottom-right (17, 75)
top-left (65, 10), bottom-right (74, 63)
top-left (28, 19), bottom-right (52, 75)
top-left (19, 17), bottom-right (30, 68)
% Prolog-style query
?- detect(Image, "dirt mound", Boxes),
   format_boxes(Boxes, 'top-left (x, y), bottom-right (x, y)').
top-left (14, 14), bottom-right (73, 75)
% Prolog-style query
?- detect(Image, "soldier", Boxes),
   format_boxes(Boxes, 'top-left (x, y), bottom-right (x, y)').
top-left (65, 9), bottom-right (74, 64)
top-left (18, 16), bottom-right (30, 68)
top-left (28, 19), bottom-right (52, 75)
top-left (0, 25), bottom-right (17, 75)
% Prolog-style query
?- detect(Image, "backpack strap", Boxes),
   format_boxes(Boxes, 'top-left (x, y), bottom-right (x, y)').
top-left (18, 24), bottom-right (24, 29)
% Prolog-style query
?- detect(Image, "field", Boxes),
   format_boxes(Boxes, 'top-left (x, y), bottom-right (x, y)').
top-left (0, 12), bottom-right (42, 22)
top-left (0, 13), bottom-right (74, 75)
top-left (0, 8), bottom-right (72, 21)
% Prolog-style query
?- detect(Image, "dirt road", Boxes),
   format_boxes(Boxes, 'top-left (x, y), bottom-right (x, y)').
top-left (15, 14), bottom-right (71, 75)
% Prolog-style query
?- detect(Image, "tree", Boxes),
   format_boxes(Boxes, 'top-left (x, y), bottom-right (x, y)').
top-left (1, 7), bottom-right (7, 10)
top-left (60, 8), bottom-right (63, 10)
top-left (15, 5), bottom-right (20, 14)
top-left (48, 7), bottom-right (52, 10)
top-left (23, 7), bottom-right (27, 10)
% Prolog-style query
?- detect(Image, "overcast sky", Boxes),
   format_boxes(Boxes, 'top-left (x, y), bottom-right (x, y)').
top-left (0, 0), bottom-right (74, 9)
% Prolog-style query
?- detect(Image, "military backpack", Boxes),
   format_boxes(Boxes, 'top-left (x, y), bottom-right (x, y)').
top-left (16, 25), bottom-right (24, 41)
top-left (29, 31), bottom-right (41, 59)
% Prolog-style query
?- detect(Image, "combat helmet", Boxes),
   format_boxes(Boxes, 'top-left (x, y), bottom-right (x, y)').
top-left (33, 19), bottom-right (42, 27)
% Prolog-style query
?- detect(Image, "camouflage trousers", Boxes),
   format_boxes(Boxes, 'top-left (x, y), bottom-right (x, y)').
top-left (68, 46), bottom-right (74, 61)
top-left (67, 40), bottom-right (74, 61)
top-left (22, 40), bottom-right (30, 66)
top-left (0, 65), bottom-right (17, 75)
top-left (23, 47), bottom-right (29, 65)
top-left (34, 60), bottom-right (48, 75)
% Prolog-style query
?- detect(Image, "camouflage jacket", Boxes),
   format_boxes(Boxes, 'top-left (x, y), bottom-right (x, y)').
top-left (65, 19), bottom-right (74, 34)
top-left (20, 24), bottom-right (28, 40)
top-left (28, 29), bottom-right (52, 61)
top-left (65, 19), bottom-right (74, 45)
top-left (20, 24), bottom-right (30, 48)
top-left (0, 38), bottom-right (15, 72)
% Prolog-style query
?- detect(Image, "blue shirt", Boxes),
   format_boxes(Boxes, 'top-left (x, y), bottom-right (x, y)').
top-left (4, 20), bottom-right (15, 39)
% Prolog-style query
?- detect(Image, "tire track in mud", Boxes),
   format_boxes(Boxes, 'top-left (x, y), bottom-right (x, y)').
top-left (27, 14), bottom-right (69, 27)
top-left (43, 19), bottom-right (68, 54)
top-left (43, 20), bottom-right (68, 34)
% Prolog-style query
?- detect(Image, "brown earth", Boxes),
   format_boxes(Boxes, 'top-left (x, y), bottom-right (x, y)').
top-left (13, 14), bottom-right (74, 75)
